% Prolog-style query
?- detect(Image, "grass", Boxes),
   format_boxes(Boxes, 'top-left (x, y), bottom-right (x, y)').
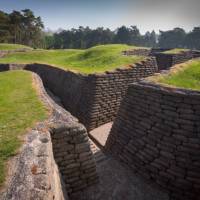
top-left (163, 48), bottom-right (189, 54)
top-left (0, 70), bottom-right (47, 186)
top-left (0, 43), bottom-right (32, 51)
top-left (151, 60), bottom-right (200, 90)
top-left (0, 44), bottom-right (146, 74)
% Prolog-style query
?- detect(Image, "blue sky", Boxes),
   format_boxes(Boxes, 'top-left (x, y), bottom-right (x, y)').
top-left (1, 0), bottom-right (200, 33)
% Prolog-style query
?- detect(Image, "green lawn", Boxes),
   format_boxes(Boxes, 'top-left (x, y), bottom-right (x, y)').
top-left (0, 43), bottom-right (32, 51)
top-left (163, 48), bottom-right (189, 54)
top-left (155, 60), bottom-right (200, 90)
top-left (0, 70), bottom-right (47, 186)
top-left (0, 44), bottom-right (146, 74)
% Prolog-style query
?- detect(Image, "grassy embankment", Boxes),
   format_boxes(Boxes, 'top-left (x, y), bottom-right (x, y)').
top-left (0, 44), bottom-right (147, 74)
top-left (0, 70), bottom-right (47, 186)
top-left (150, 60), bottom-right (200, 90)
top-left (0, 43), bottom-right (32, 51)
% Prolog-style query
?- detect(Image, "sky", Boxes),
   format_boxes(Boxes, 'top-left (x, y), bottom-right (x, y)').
top-left (0, 0), bottom-right (200, 33)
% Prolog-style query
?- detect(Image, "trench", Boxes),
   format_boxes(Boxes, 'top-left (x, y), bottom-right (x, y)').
top-left (25, 50), bottom-right (200, 200)
top-left (1, 49), bottom-right (199, 199)
top-left (45, 83), bottom-right (170, 200)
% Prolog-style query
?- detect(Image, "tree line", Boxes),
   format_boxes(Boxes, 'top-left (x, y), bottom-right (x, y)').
top-left (47, 26), bottom-right (200, 50)
top-left (1, 9), bottom-right (200, 50)
top-left (0, 9), bottom-right (44, 47)
top-left (159, 27), bottom-right (200, 50)
top-left (45, 26), bottom-right (157, 49)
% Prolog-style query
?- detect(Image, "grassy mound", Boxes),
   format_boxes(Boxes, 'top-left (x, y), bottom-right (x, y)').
top-left (0, 44), bottom-right (146, 74)
top-left (163, 48), bottom-right (189, 54)
top-left (0, 71), bottom-right (47, 186)
top-left (152, 60), bottom-right (200, 90)
top-left (0, 43), bottom-right (32, 51)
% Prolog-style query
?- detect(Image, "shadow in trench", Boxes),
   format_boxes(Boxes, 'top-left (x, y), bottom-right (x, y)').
top-left (0, 64), bottom-right (9, 72)
top-left (70, 140), bottom-right (170, 200)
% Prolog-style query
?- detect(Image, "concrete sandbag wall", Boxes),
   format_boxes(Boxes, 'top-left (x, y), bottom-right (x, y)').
top-left (86, 58), bottom-right (157, 130)
top-left (25, 57), bottom-right (157, 131)
top-left (106, 81), bottom-right (200, 199)
top-left (155, 51), bottom-right (194, 70)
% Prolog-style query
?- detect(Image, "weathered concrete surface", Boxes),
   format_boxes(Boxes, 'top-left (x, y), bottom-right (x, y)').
top-left (71, 141), bottom-right (170, 200)
top-left (1, 129), bottom-right (67, 200)
top-left (89, 122), bottom-right (113, 148)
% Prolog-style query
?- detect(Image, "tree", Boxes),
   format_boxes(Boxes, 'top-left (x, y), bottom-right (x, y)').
top-left (115, 26), bottom-right (131, 44)
top-left (129, 26), bottom-right (141, 45)
top-left (158, 28), bottom-right (186, 48)
top-left (0, 11), bottom-right (11, 42)
top-left (143, 31), bottom-right (157, 47)
top-left (44, 35), bottom-right (54, 49)
top-left (185, 27), bottom-right (200, 50)
top-left (9, 11), bottom-right (23, 43)
top-left (1, 9), bottom-right (200, 50)
top-left (20, 9), bottom-right (44, 46)
top-left (0, 9), bottom-right (44, 47)
top-left (150, 31), bottom-right (157, 47)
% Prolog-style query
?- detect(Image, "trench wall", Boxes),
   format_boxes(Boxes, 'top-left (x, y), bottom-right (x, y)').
top-left (50, 122), bottom-right (98, 196)
top-left (32, 70), bottom-right (98, 196)
top-left (155, 51), bottom-right (195, 70)
top-left (122, 48), bottom-right (151, 56)
top-left (0, 49), bottom-right (31, 58)
top-left (86, 58), bottom-right (157, 130)
top-left (0, 64), bottom-right (9, 71)
top-left (24, 57), bottom-right (157, 131)
top-left (105, 81), bottom-right (200, 200)
top-left (25, 64), bottom-right (95, 131)
top-left (122, 48), bottom-right (173, 57)
top-left (150, 48), bottom-right (172, 55)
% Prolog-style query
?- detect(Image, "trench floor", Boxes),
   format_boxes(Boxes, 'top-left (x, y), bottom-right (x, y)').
top-left (71, 123), bottom-right (170, 200)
